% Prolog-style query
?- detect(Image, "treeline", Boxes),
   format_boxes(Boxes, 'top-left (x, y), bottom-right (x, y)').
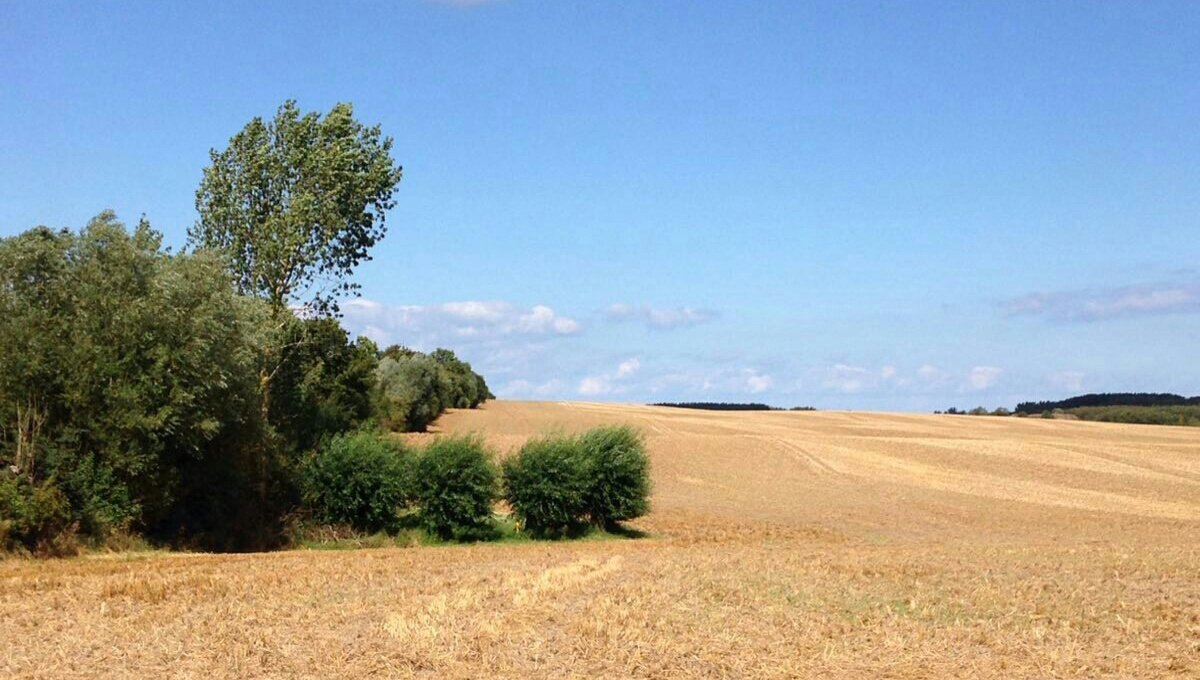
top-left (652, 402), bottom-right (816, 412)
top-left (935, 393), bottom-right (1200, 428)
top-left (1064, 405), bottom-right (1200, 427)
top-left (1015, 393), bottom-right (1200, 414)
top-left (0, 215), bottom-right (490, 555)
top-left (937, 407), bottom-right (1011, 416)
top-left (0, 101), bottom-right (503, 555)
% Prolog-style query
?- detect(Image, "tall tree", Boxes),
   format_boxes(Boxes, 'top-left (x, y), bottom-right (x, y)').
top-left (189, 100), bottom-right (403, 316)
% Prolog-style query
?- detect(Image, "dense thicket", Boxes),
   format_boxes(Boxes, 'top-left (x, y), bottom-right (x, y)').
top-left (0, 215), bottom-right (272, 552)
top-left (0, 215), bottom-right (490, 554)
top-left (0, 103), bottom-right (505, 555)
top-left (270, 318), bottom-right (381, 454)
top-left (376, 347), bottom-right (490, 432)
top-left (1014, 393), bottom-right (1200, 414)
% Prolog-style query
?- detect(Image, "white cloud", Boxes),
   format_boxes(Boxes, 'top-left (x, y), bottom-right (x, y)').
top-left (578, 376), bottom-right (611, 396)
top-left (744, 370), bottom-right (773, 394)
top-left (577, 357), bottom-right (643, 397)
top-left (880, 366), bottom-right (897, 380)
top-left (1004, 280), bottom-right (1200, 322)
top-left (341, 298), bottom-right (581, 349)
top-left (966, 366), bottom-right (1002, 391)
top-left (516, 304), bottom-right (581, 335)
top-left (606, 303), bottom-right (718, 330)
top-left (616, 358), bottom-right (641, 378)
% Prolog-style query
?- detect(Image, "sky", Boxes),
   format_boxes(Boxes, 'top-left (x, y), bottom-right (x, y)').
top-left (2, 1), bottom-right (1198, 411)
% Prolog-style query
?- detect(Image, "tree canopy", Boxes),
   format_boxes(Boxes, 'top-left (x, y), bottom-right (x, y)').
top-left (190, 100), bottom-right (403, 315)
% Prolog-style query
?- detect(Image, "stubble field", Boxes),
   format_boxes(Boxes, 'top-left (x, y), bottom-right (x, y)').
top-left (3, 401), bottom-right (1199, 678)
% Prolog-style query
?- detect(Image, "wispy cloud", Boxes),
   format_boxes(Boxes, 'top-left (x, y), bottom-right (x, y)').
top-left (577, 357), bottom-right (642, 397)
top-left (1004, 280), bottom-right (1200, 322)
top-left (917, 364), bottom-right (950, 385)
top-left (341, 298), bottom-right (580, 349)
top-left (605, 303), bottom-right (718, 330)
top-left (743, 369), bottom-right (773, 394)
top-left (822, 364), bottom-right (873, 394)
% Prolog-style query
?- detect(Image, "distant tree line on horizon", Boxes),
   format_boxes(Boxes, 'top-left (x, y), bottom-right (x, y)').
top-left (1013, 392), bottom-right (1200, 414)
top-left (651, 402), bottom-right (817, 412)
top-left (936, 392), bottom-right (1200, 428)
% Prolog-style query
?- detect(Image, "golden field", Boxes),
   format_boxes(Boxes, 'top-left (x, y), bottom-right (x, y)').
top-left (3, 401), bottom-right (1199, 679)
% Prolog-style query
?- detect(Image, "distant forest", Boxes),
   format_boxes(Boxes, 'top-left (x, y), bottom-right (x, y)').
top-left (1014, 393), bottom-right (1200, 414)
top-left (652, 402), bottom-right (816, 412)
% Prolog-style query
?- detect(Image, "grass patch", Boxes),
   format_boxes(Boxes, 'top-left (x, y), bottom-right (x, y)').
top-left (292, 513), bottom-right (649, 551)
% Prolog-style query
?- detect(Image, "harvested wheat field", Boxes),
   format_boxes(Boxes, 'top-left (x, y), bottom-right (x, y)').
top-left (4, 401), bottom-right (1200, 679)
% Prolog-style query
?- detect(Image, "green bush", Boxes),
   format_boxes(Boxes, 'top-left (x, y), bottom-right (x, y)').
top-left (0, 473), bottom-right (74, 555)
top-left (579, 425), bottom-right (650, 528)
top-left (502, 435), bottom-right (590, 537)
top-left (302, 431), bottom-right (414, 533)
top-left (375, 347), bottom-right (491, 433)
top-left (414, 435), bottom-right (498, 541)
top-left (376, 354), bottom-right (445, 432)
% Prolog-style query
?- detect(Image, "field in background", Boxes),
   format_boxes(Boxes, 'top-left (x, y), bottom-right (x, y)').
top-left (5, 401), bottom-right (1200, 678)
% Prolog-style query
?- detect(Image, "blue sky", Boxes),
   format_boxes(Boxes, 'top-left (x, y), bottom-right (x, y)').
top-left (2, 1), bottom-right (1198, 410)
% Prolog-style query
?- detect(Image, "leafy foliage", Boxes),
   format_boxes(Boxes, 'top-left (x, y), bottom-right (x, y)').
top-left (190, 101), bottom-right (404, 315)
top-left (430, 348), bottom-right (490, 409)
top-left (0, 472), bottom-right (73, 555)
top-left (0, 214), bottom-right (272, 549)
top-left (302, 431), bottom-right (414, 533)
top-left (376, 347), bottom-right (490, 432)
top-left (579, 425), bottom-right (650, 527)
top-left (413, 435), bottom-right (498, 541)
top-left (270, 318), bottom-right (380, 453)
top-left (502, 435), bottom-right (589, 537)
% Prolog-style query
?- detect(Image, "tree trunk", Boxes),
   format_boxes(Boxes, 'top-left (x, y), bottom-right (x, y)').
top-left (14, 397), bottom-right (46, 482)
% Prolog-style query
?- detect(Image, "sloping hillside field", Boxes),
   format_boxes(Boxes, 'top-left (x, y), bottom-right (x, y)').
top-left (4, 402), bottom-right (1199, 678)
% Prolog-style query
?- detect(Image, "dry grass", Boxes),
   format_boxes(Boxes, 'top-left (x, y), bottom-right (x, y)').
top-left (3, 401), bottom-right (1199, 678)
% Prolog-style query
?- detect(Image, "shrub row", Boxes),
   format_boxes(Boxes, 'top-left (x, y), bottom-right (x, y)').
top-left (302, 432), bottom-right (497, 541)
top-left (301, 425), bottom-right (650, 543)
top-left (503, 426), bottom-right (650, 538)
